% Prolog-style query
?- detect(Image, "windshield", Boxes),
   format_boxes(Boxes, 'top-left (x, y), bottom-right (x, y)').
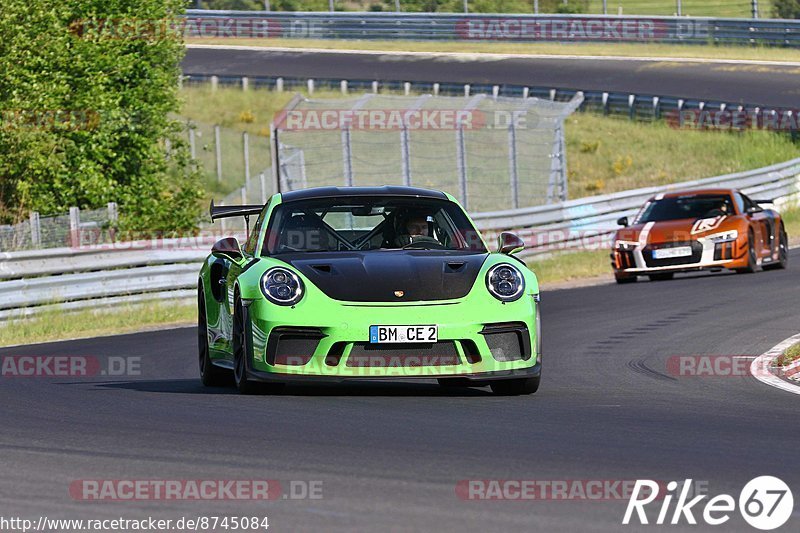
top-left (263, 196), bottom-right (486, 255)
top-left (635, 194), bottom-right (735, 224)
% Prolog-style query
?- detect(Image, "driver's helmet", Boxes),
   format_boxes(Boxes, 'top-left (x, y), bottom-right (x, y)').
top-left (394, 208), bottom-right (432, 247)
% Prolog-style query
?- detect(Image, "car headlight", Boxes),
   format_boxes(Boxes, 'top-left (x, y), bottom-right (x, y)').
top-left (260, 267), bottom-right (304, 306)
top-left (704, 230), bottom-right (738, 242)
top-left (486, 263), bottom-right (525, 302)
top-left (615, 240), bottom-right (639, 251)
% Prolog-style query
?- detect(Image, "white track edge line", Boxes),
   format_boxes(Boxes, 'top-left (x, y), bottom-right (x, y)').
top-left (750, 332), bottom-right (800, 396)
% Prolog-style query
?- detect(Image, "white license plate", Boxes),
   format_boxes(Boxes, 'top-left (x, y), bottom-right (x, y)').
top-left (653, 246), bottom-right (693, 259)
top-left (369, 325), bottom-right (438, 343)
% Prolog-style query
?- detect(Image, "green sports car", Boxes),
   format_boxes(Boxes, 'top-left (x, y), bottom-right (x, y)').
top-left (198, 186), bottom-right (542, 395)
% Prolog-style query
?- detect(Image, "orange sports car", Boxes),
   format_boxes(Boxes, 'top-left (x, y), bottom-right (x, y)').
top-left (611, 188), bottom-right (788, 283)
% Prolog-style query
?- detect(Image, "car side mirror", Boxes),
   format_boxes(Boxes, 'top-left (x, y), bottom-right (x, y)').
top-left (212, 237), bottom-right (244, 262)
top-left (746, 206), bottom-right (760, 215)
top-left (617, 216), bottom-right (629, 227)
top-left (497, 232), bottom-right (525, 255)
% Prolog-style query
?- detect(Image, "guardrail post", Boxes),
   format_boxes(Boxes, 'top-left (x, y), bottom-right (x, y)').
top-left (107, 202), bottom-right (118, 242)
top-left (523, 87), bottom-right (530, 99)
top-left (508, 121), bottom-right (519, 210)
top-left (188, 125), bottom-right (197, 160)
top-left (69, 207), bottom-right (80, 248)
top-left (653, 96), bottom-right (660, 119)
top-left (492, 85), bottom-right (500, 100)
top-left (243, 132), bottom-right (250, 187)
top-left (341, 80), bottom-right (348, 94)
top-left (214, 125), bottom-right (222, 183)
top-left (307, 79), bottom-right (315, 95)
top-left (372, 81), bottom-right (379, 93)
top-left (29, 212), bottom-right (41, 249)
top-left (276, 77), bottom-right (284, 92)
top-left (548, 124), bottom-right (568, 203)
top-left (550, 89), bottom-right (556, 101)
top-left (210, 75), bottom-right (218, 92)
top-left (404, 82), bottom-right (411, 96)
top-left (242, 76), bottom-right (249, 91)
top-left (628, 94), bottom-right (636, 120)
top-left (602, 92), bottom-right (609, 115)
top-left (259, 172), bottom-right (268, 204)
top-left (401, 123), bottom-right (411, 187)
top-left (456, 123), bottom-right (468, 208)
top-left (342, 126), bottom-right (353, 187)
top-left (107, 202), bottom-right (118, 224)
top-left (433, 83), bottom-right (440, 96)
top-left (270, 122), bottom-right (281, 194)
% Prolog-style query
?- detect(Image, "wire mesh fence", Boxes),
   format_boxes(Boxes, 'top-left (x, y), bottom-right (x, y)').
top-left (272, 93), bottom-right (583, 213)
top-left (0, 206), bottom-right (117, 252)
top-left (184, 120), bottom-right (272, 196)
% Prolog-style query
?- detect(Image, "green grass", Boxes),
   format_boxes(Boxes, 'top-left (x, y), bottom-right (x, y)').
top-left (781, 204), bottom-right (800, 243)
top-left (565, 114), bottom-right (799, 198)
top-left (185, 37), bottom-right (800, 63)
top-left (525, 250), bottom-right (610, 285)
top-left (776, 342), bottom-right (800, 367)
top-left (0, 303), bottom-right (195, 348)
top-left (585, 0), bottom-right (772, 18)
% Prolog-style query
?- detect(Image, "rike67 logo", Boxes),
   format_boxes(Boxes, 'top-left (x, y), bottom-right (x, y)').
top-left (623, 476), bottom-right (793, 530)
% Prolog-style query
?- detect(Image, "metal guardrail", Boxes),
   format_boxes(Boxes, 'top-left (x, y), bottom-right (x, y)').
top-left (1, 159), bottom-right (797, 320)
top-left (183, 74), bottom-right (799, 140)
top-left (475, 157), bottom-right (800, 257)
top-left (184, 11), bottom-right (800, 47)
top-left (0, 239), bottom-right (213, 321)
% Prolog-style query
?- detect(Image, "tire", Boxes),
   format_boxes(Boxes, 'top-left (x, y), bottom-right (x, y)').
top-left (763, 225), bottom-right (788, 271)
top-left (490, 376), bottom-right (540, 396)
top-left (232, 293), bottom-right (284, 395)
top-left (735, 230), bottom-right (758, 274)
top-left (199, 284), bottom-right (230, 387)
top-left (648, 273), bottom-right (674, 282)
top-left (614, 274), bottom-right (637, 284)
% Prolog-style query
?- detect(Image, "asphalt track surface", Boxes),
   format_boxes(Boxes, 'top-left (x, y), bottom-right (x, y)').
top-left (182, 47), bottom-right (800, 108)
top-left (2, 250), bottom-right (799, 532)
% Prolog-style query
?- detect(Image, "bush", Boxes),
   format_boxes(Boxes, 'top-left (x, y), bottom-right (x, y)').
top-left (773, 0), bottom-right (800, 18)
top-left (0, 0), bottom-right (202, 232)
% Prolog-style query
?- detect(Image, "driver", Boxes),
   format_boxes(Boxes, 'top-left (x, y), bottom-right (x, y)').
top-left (394, 210), bottom-right (436, 247)
top-left (406, 215), bottom-right (429, 239)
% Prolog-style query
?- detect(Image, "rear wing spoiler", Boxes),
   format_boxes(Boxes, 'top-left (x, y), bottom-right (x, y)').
top-left (209, 200), bottom-right (265, 238)
top-left (209, 200), bottom-right (264, 222)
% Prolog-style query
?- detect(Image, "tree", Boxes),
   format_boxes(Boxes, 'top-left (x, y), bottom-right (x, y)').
top-left (0, 0), bottom-right (202, 232)
top-left (773, 0), bottom-right (800, 18)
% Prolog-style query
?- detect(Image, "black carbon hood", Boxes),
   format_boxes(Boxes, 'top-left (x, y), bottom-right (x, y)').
top-left (277, 251), bottom-right (488, 302)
